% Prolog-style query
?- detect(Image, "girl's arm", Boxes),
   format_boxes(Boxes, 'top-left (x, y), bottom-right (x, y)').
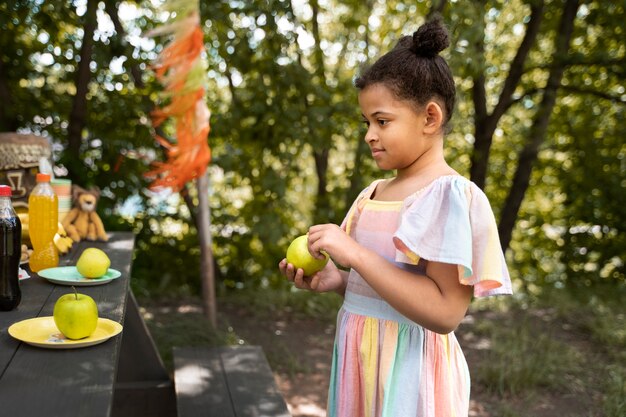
top-left (308, 224), bottom-right (472, 334)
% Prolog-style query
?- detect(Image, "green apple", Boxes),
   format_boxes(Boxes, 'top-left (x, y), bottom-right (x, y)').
top-left (53, 287), bottom-right (99, 340)
top-left (286, 235), bottom-right (329, 276)
top-left (76, 247), bottom-right (111, 278)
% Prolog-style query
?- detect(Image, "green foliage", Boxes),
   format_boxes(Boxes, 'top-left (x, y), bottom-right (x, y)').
top-left (0, 0), bottom-right (624, 297)
top-left (130, 221), bottom-right (202, 297)
top-left (555, 101), bottom-right (625, 288)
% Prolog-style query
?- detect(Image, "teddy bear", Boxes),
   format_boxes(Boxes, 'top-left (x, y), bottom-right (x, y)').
top-left (61, 185), bottom-right (108, 242)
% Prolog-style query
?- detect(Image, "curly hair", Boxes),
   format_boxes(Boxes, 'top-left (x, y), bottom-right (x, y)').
top-left (355, 17), bottom-right (456, 127)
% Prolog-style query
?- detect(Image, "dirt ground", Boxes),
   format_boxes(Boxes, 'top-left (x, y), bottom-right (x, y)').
top-left (142, 297), bottom-right (609, 417)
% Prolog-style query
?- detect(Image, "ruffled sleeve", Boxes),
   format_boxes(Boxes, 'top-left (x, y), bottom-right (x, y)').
top-left (392, 176), bottom-right (512, 297)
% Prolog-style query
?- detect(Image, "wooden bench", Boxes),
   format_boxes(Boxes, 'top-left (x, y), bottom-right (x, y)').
top-left (173, 345), bottom-right (291, 417)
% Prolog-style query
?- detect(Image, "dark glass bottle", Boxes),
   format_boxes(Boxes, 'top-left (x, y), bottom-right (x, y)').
top-left (0, 185), bottom-right (22, 311)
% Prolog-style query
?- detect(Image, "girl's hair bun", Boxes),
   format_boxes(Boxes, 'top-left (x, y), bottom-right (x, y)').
top-left (410, 17), bottom-right (450, 58)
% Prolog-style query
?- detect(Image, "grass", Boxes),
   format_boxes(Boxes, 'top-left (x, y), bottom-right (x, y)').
top-left (602, 365), bottom-right (626, 417)
top-left (473, 315), bottom-right (582, 396)
top-left (137, 298), bottom-right (237, 371)
top-left (466, 289), bottom-right (626, 416)
top-left (547, 288), bottom-right (626, 417)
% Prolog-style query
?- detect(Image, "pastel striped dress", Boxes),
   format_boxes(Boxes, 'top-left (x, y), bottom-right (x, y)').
top-left (327, 175), bottom-right (512, 417)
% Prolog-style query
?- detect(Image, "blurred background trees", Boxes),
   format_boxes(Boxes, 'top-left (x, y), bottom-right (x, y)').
top-left (1, 0), bottom-right (623, 298)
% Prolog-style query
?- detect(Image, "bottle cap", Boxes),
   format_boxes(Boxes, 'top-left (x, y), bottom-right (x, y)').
top-left (36, 173), bottom-right (51, 182)
top-left (0, 185), bottom-right (12, 197)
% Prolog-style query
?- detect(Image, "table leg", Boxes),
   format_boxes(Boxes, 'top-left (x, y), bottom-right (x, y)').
top-left (112, 290), bottom-right (176, 417)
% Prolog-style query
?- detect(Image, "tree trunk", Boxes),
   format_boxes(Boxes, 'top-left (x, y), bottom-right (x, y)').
top-left (345, 1), bottom-right (374, 211)
top-left (345, 138), bottom-right (369, 210)
top-left (309, 0), bottom-right (331, 220)
top-left (0, 59), bottom-right (17, 132)
top-left (313, 148), bottom-right (330, 223)
top-left (470, 1), bottom-right (545, 189)
top-left (196, 172), bottom-right (217, 327)
top-left (426, 0), bottom-right (447, 20)
top-left (498, 0), bottom-right (580, 251)
top-left (67, 0), bottom-right (98, 160)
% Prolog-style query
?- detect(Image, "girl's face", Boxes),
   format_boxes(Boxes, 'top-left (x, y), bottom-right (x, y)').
top-left (358, 83), bottom-right (437, 175)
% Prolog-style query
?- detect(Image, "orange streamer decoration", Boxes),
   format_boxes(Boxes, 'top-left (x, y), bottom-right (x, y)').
top-left (146, 7), bottom-right (211, 191)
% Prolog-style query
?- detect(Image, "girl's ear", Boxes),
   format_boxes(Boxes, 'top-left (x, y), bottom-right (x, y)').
top-left (423, 101), bottom-right (444, 135)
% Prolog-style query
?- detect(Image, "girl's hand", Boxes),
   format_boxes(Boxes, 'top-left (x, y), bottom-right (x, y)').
top-left (307, 224), bottom-right (361, 269)
top-left (278, 258), bottom-right (345, 293)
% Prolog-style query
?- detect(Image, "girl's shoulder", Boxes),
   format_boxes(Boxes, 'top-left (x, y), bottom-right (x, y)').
top-left (404, 174), bottom-right (473, 205)
top-left (353, 178), bottom-right (387, 203)
top-left (353, 174), bottom-right (485, 211)
top-left (401, 175), bottom-right (499, 230)
top-left (366, 174), bottom-right (475, 203)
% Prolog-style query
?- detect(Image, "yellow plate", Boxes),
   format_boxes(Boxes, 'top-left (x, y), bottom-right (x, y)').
top-left (8, 316), bottom-right (123, 349)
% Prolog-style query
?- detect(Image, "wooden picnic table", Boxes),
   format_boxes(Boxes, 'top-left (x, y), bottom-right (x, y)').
top-left (0, 231), bottom-right (175, 417)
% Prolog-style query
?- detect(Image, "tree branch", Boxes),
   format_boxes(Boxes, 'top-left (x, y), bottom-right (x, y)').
top-left (67, 0), bottom-right (98, 161)
top-left (470, 2), bottom-right (488, 126)
top-left (491, 0), bottom-right (545, 122)
top-left (426, 0), bottom-right (447, 20)
top-left (472, 73), bottom-right (488, 126)
top-left (507, 87), bottom-right (541, 107)
top-left (103, 0), bottom-right (145, 89)
top-left (180, 183), bottom-right (198, 227)
top-left (524, 57), bottom-right (626, 78)
top-left (561, 85), bottom-right (626, 104)
top-left (225, 68), bottom-right (241, 109)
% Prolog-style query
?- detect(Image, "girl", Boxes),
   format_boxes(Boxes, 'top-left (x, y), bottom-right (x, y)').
top-left (279, 18), bottom-right (512, 417)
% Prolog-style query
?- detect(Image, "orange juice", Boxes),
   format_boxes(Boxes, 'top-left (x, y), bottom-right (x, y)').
top-left (28, 173), bottom-right (59, 272)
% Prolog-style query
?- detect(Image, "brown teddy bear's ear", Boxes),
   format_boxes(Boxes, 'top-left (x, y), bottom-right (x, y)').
top-left (72, 185), bottom-right (86, 202)
top-left (88, 186), bottom-right (101, 200)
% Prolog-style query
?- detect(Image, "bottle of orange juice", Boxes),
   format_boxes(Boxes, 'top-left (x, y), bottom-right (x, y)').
top-left (28, 173), bottom-right (59, 272)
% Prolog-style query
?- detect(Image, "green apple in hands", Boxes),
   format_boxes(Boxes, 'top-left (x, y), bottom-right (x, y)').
top-left (53, 286), bottom-right (99, 339)
top-left (286, 235), bottom-right (329, 276)
top-left (76, 247), bottom-right (111, 278)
